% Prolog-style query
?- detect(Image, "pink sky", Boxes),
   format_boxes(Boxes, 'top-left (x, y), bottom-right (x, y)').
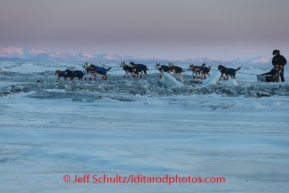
top-left (0, 0), bottom-right (288, 60)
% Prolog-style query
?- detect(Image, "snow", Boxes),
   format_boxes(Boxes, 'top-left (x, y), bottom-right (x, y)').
top-left (0, 61), bottom-right (289, 193)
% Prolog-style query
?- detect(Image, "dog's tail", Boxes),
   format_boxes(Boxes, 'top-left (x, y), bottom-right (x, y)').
top-left (208, 66), bottom-right (211, 69)
top-left (236, 67), bottom-right (241, 71)
top-left (107, 67), bottom-right (111, 71)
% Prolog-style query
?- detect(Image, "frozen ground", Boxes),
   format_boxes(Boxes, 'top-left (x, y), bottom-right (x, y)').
top-left (0, 62), bottom-right (289, 193)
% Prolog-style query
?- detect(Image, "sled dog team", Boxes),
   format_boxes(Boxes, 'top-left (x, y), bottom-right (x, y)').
top-left (56, 61), bottom-right (243, 81)
top-left (55, 50), bottom-right (287, 82)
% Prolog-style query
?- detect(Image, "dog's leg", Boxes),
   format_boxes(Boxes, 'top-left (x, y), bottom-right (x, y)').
top-left (221, 73), bottom-right (227, 80)
top-left (161, 71), bottom-right (164, 78)
top-left (199, 72), bottom-right (203, 79)
top-left (224, 74), bottom-right (228, 80)
top-left (220, 72), bottom-right (225, 80)
top-left (193, 71), bottom-right (197, 79)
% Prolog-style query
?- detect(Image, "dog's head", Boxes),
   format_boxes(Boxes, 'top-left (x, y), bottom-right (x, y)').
top-left (189, 64), bottom-right (196, 71)
top-left (120, 61), bottom-right (126, 67)
top-left (82, 62), bottom-right (89, 68)
top-left (129, 61), bottom-right (135, 67)
top-left (218, 65), bottom-right (226, 71)
top-left (55, 70), bottom-right (61, 75)
top-left (155, 63), bottom-right (161, 69)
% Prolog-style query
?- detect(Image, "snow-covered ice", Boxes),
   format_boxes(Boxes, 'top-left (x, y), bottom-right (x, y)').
top-left (0, 61), bottom-right (289, 193)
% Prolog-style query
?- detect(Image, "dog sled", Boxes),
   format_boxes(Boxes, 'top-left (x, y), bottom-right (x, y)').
top-left (257, 67), bottom-right (282, 82)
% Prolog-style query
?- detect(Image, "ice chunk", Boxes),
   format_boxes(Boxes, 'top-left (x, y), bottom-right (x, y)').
top-left (202, 71), bottom-right (239, 87)
top-left (158, 72), bottom-right (184, 88)
top-left (202, 71), bottom-right (221, 86)
top-left (174, 74), bottom-right (184, 83)
top-left (223, 78), bottom-right (239, 87)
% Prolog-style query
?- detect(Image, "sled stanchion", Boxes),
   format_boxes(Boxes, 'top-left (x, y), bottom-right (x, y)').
top-left (273, 67), bottom-right (282, 82)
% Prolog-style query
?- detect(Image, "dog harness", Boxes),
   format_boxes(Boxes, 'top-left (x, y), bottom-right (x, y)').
top-left (95, 67), bottom-right (107, 74)
top-left (61, 71), bottom-right (70, 77)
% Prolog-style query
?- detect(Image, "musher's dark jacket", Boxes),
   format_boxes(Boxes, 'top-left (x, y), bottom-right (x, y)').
top-left (272, 54), bottom-right (287, 68)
